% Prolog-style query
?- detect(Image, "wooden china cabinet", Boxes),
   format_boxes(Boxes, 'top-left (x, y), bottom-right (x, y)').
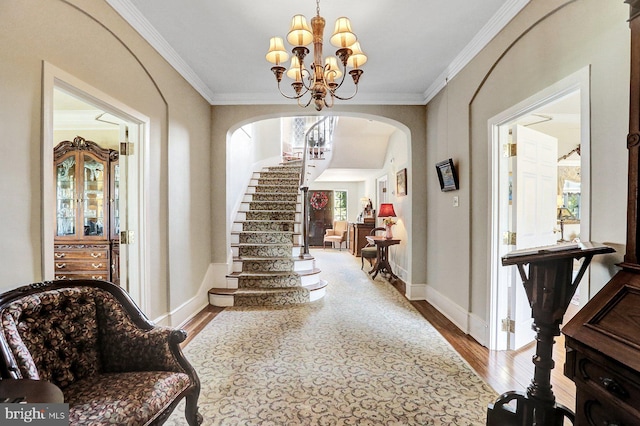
top-left (53, 136), bottom-right (120, 285)
top-left (562, 2), bottom-right (640, 424)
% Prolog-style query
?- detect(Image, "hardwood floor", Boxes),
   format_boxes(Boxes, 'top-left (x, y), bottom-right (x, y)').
top-left (181, 283), bottom-right (576, 411)
top-left (389, 280), bottom-right (576, 411)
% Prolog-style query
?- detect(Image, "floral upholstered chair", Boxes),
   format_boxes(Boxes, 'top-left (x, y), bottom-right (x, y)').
top-left (0, 280), bottom-right (202, 426)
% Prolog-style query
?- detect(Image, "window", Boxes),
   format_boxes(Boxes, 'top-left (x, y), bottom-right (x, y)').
top-left (334, 191), bottom-right (347, 221)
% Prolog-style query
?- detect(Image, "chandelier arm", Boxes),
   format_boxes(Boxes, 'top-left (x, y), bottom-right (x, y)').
top-left (300, 67), bottom-right (315, 92)
top-left (298, 95), bottom-right (313, 108)
top-left (324, 67), bottom-right (350, 93)
top-left (329, 83), bottom-right (359, 101)
top-left (276, 81), bottom-right (309, 100)
top-left (324, 92), bottom-right (335, 109)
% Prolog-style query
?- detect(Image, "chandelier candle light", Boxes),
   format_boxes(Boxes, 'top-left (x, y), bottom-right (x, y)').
top-left (265, 0), bottom-right (367, 111)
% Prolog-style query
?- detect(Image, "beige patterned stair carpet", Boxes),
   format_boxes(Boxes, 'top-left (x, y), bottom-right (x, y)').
top-left (167, 249), bottom-right (497, 425)
top-left (231, 162), bottom-right (313, 306)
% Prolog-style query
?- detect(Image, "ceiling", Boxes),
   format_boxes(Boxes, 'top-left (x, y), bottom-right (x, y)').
top-left (108, 0), bottom-right (530, 106)
top-left (59, 1), bottom-right (537, 182)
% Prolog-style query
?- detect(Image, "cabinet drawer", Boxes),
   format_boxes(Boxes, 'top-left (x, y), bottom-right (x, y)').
top-left (54, 260), bottom-right (108, 273)
top-left (54, 248), bottom-right (108, 260)
top-left (54, 273), bottom-right (108, 281)
top-left (575, 352), bottom-right (640, 409)
top-left (576, 388), bottom-right (640, 426)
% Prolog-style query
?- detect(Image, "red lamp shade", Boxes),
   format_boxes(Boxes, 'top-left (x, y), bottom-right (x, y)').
top-left (378, 203), bottom-right (397, 218)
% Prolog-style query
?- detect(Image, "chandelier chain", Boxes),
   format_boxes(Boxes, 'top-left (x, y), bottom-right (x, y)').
top-left (316, 0), bottom-right (320, 17)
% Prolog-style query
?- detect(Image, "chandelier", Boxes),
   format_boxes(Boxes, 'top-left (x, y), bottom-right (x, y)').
top-left (265, 0), bottom-right (367, 111)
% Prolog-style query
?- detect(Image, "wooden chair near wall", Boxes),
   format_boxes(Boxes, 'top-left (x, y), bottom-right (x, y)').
top-left (361, 227), bottom-right (385, 270)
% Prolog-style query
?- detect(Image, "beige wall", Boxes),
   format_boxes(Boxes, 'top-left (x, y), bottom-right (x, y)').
top-left (426, 0), bottom-right (630, 342)
top-left (1, 0), bottom-right (630, 339)
top-left (0, 0), bottom-right (211, 323)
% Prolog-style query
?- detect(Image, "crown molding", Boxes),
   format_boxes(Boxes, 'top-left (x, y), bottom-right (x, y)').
top-left (211, 91), bottom-right (426, 106)
top-left (422, 0), bottom-right (531, 104)
top-left (105, 0), bottom-right (216, 104)
top-left (107, 0), bottom-right (528, 107)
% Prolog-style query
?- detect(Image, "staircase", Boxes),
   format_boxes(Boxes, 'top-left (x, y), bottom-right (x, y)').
top-left (209, 160), bottom-right (327, 307)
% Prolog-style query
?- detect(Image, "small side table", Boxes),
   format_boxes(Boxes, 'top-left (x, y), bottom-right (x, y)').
top-left (365, 235), bottom-right (400, 280)
top-left (0, 379), bottom-right (64, 403)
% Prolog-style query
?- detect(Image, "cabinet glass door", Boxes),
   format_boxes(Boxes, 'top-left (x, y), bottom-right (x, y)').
top-left (83, 154), bottom-right (106, 237)
top-left (56, 155), bottom-right (77, 237)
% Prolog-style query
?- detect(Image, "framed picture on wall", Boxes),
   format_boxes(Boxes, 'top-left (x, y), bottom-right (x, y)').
top-left (435, 158), bottom-right (459, 192)
top-left (396, 168), bottom-right (407, 196)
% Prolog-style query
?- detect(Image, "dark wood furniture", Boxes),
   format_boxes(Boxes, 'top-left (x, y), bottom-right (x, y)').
top-left (54, 136), bottom-right (120, 285)
top-left (561, 3), bottom-right (640, 425)
top-left (487, 242), bottom-right (613, 425)
top-left (349, 222), bottom-right (375, 256)
top-left (0, 379), bottom-right (64, 403)
top-left (361, 227), bottom-right (385, 270)
top-left (365, 235), bottom-right (400, 280)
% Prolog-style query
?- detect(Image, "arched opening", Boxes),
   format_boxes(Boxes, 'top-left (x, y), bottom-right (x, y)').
top-left (221, 112), bottom-right (413, 294)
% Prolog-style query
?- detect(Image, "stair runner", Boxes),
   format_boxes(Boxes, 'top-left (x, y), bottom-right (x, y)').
top-left (208, 160), bottom-right (327, 307)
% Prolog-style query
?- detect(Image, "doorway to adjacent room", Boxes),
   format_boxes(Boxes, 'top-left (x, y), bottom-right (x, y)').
top-left (488, 68), bottom-right (590, 351)
top-left (42, 63), bottom-right (149, 311)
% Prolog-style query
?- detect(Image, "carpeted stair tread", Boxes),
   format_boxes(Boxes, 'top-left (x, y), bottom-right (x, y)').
top-left (209, 280), bottom-right (327, 295)
top-left (232, 242), bottom-right (300, 247)
top-left (234, 254), bottom-right (314, 261)
top-left (232, 231), bottom-right (299, 236)
top-left (227, 268), bottom-right (320, 278)
top-left (247, 200), bottom-right (298, 205)
top-left (238, 209), bottom-right (298, 213)
top-left (235, 220), bottom-right (298, 224)
top-left (249, 184), bottom-right (299, 190)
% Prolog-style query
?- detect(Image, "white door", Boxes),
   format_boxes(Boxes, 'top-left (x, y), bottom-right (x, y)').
top-left (509, 125), bottom-right (558, 349)
top-left (117, 124), bottom-right (143, 308)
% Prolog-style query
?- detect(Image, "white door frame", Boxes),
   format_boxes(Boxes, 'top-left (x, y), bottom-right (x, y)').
top-left (377, 175), bottom-right (389, 206)
top-left (42, 62), bottom-right (150, 312)
top-left (487, 67), bottom-right (591, 350)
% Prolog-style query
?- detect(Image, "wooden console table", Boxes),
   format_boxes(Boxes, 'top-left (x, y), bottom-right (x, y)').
top-left (365, 235), bottom-right (400, 280)
top-left (486, 242), bottom-right (614, 426)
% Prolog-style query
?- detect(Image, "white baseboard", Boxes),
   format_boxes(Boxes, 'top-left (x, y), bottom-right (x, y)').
top-left (405, 282), bottom-right (427, 300)
top-left (154, 262), bottom-right (229, 327)
top-left (208, 259), bottom-right (233, 288)
top-left (424, 286), bottom-right (470, 334)
top-left (467, 312), bottom-right (489, 347)
top-left (406, 283), bottom-right (489, 347)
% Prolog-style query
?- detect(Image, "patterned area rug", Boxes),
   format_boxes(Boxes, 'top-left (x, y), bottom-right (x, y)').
top-left (167, 249), bottom-right (496, 425)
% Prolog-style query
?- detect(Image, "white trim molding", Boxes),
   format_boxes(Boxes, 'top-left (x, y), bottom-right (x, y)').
top-left (405, 282), bottom-right (427, 301)
top-left (423, 0), bottom-right (531, 104)
top-left (105, 0), bottom-right (215, 103)
top-left (424, 285), bottom-right (470, 334)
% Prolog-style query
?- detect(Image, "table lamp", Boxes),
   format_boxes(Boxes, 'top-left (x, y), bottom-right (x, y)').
top-left (378, 203), bottom-right (397, 239)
